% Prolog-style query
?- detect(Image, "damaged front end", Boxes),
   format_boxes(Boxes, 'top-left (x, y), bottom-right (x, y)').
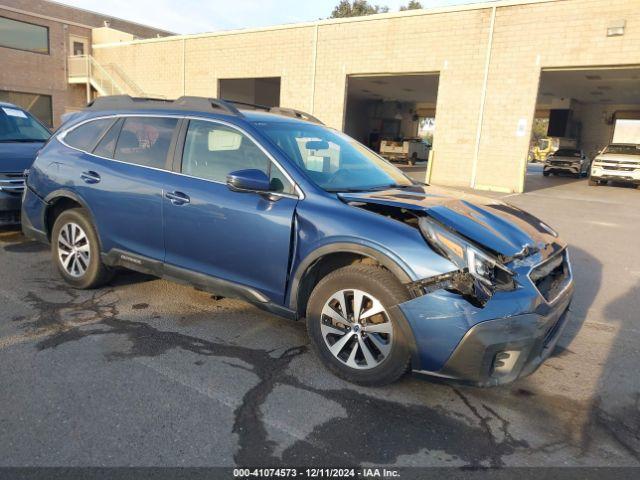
top-left (341, 192), bottom-right (574, 385)
top-left (410, 217), bottom-right (517, 307)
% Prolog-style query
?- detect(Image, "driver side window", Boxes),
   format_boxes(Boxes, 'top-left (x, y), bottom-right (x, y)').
top-left (181, 119), bottom-right (295, 194)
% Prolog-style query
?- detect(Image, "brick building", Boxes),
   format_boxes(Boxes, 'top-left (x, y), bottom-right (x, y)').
top-left (4, 0), bottom-right (639, 192)
top-left (0, 0), bottom-right (172, 127)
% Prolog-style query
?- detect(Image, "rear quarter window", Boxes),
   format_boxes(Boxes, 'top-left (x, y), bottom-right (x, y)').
top-left (63, 118), bottom-right (114, 152)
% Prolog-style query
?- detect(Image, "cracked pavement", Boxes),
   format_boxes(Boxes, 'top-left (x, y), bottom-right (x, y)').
top-left (0, 166), bottom-right (639, 467)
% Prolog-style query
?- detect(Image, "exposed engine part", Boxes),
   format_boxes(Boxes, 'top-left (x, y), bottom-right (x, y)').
top-left (407, 270), bottom-right (495, 308)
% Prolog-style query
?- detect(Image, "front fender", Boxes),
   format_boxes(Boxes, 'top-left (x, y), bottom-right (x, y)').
top-left (287, 239), bottom-right (416, 310)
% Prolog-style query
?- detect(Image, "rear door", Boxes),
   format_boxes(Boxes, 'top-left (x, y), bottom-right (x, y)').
top-left (162, 118), bottom-right (299, 303)
top-left (66, 115), bottom-right (180, 263)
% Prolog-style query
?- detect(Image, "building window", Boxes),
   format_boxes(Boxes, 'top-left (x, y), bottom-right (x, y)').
top-left (72, 41), bottom-right (84, 56)
top-left (0, 16), bottom-right (49, 54)
top-left (0, 91), bottom-right (53, 127)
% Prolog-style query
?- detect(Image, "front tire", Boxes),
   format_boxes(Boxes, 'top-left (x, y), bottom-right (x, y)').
top-left (306, 265), bottom-right (412, 386)
top-left (51, 208), bottom-right (113, 289)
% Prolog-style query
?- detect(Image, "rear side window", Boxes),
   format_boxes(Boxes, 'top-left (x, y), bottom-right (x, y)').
top-left (63, 118), bottom-right (114, 152)
top-left (114, 117), bottom-right (178, 169)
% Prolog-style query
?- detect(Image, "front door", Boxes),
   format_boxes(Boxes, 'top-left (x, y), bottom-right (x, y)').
top-left (163, 119), bottom-right (299, 303)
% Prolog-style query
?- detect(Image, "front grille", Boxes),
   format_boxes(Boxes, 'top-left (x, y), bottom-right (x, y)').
top-left (0, 173), bottom-right (26, 195)
top-left (529, 250), bottom-right (570, 303)
top-left (603, 165), bottom-right (636, 172)
top-left (0, 210), bottom-right (20, 224)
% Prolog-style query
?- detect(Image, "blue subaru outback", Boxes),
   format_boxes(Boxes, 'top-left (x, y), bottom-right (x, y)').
top-left (22, 96), bottom-right (574, 386)
top-left (1, 102), bottom-right (50, 226)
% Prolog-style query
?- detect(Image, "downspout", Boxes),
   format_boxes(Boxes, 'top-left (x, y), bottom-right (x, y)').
top-left (182, 38), bottom-right (186, 96)
top-left (310, 23), bottom-right (319, 114)
top-left (469, 5), bottom-right (497, 189)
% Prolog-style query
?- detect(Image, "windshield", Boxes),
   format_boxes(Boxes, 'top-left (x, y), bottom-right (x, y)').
top-left (604, 144), bottom-right (640, 155)
top-left (0, 106), bottom-right (50, 142)
top-left (553, 149), bottom-right (581, 157)
top-left (256, 122), bottom-right (414, 192)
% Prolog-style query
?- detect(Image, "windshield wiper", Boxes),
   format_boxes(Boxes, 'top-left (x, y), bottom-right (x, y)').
top-left (327, 183), bottom-right (415, 193)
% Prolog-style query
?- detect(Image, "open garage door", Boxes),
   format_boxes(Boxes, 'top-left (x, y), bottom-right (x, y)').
top-left (344, 74), bottom-right (439, 171)
top-left (219, 77), bottom-right (281, 108)
top-left (527, 66), bottom-right (640, 191)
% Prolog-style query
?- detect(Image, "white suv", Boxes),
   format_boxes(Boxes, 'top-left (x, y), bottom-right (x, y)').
top-left (589, 144), bottom-right (640, 188)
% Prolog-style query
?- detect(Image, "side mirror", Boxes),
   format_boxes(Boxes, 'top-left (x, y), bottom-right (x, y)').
top-left (227, 169), bottom-right (271, 192)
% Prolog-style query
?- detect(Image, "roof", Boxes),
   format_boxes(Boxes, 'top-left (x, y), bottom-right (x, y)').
top-left (0, 101), bottom-right (18, 108)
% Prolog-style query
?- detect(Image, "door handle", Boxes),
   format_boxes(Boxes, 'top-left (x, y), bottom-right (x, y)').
top-left (80, 171), bottom-right (101, 184)
top-left (165, 191), bottom-right (190, 205)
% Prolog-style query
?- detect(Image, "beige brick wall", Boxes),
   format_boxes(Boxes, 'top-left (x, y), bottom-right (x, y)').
top-left (474, 0), bottom-right (640, 192)
top-left (92, 0), bottom-right (640, 192)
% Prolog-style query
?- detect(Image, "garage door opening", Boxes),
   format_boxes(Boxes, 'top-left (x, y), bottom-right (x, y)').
top-left (218, 77), bottom-right (281, 108)
top-left (527, 66), bottom-right (640, 191)
top-left (344, 74), bottom-right (439, 169)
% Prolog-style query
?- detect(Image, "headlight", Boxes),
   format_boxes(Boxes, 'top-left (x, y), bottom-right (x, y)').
top-left (419, 218), bottom-right (515, 291)
top-left (467, 247), bottom-right (500, 285)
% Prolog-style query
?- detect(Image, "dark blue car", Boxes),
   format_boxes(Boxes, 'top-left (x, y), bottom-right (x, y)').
top-left (0, 102), bottom-right (50, 226)
top-left (22, 96), bottom-right (574, 386)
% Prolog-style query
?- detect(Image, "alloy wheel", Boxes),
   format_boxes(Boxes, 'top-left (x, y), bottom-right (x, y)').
top-left (320, 289), bottom-right (393, 370)
top-left (57, 222), bottom-right (91, 278)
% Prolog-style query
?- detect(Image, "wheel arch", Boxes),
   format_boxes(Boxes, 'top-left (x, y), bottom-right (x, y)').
top-left (43, 190), bottom-right (98, 242)
top-left (288, 242), bottom-right (414, 317)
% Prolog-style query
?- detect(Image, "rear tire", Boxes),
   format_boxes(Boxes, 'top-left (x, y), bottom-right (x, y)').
top-left (543, 171), bottom-right (550, 177)
top-left (51, 208), bottom-right (114, 289)
top-left (306, 264), bottom-right (412, 386)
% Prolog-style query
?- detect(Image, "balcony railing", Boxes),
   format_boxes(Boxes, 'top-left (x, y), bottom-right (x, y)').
top-left (68, 55), bottom-right (165, 99)
top-left (68, 55), bottom-right (125, 96)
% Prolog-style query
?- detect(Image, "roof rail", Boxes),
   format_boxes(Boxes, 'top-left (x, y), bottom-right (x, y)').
top-left (220, 100), bottom-right (323, 124)
top-left (85, 95), bottom-right (323, 124)
top-left (222, 99), bottom-right (271, 112)
top-left (268, 107), bottom-right (324, 125)
top-left (86, 95), bottom-right (244, 117)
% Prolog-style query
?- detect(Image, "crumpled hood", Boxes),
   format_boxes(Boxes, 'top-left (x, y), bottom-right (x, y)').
top-left (339, 185), bottom-right (560, 259)
top-left (0, 142), bottom-right (44, 173)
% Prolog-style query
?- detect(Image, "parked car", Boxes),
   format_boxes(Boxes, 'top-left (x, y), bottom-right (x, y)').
top-left (589, 144), bottom-right (640, 188)
top-left (543, 148), bottom-right (590, 177)
top-left (22, 95), bottom-right (574, 386)
top-left (380, 138), bottom-right (429, 165)
top-left (0, 102), bottom-right (50, 226)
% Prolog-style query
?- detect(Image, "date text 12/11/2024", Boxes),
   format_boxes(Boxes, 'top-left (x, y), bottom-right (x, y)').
top-left (233, 468), bottom-right (401, 478)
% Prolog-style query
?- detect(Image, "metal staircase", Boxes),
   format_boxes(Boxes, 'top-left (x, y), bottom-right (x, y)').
top-left (68, 55), bottom-right (164, 99)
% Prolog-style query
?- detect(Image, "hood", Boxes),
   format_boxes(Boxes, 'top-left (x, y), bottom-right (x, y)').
top-left (548, 155), bottom-right (582, 162)
top-left (339, 185), bottom-right (559, 259)
top-left (595, 153), bottom-right (640, 163)
top-left (0, 142), bottom-right (44, 173)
